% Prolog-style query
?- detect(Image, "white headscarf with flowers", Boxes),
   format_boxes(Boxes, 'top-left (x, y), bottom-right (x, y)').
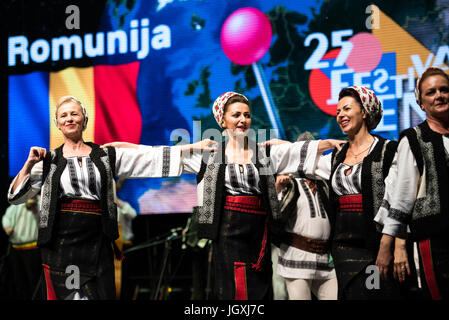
top-left (347, 86), bottom-right (383, 131)
top-left (212, 92), bottom-right (249, 128)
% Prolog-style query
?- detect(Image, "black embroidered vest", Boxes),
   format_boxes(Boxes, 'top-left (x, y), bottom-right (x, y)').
top-left (398, 121), bottom-right (449, 240)
top-left (329, 136), bottom-right (398, 252)
top-left (195, 140), bottom-right (280, 240)
top-left (38, 143), bottom-right (118, 246)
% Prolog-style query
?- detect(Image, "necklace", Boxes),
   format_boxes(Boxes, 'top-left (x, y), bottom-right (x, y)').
top-left (349, 140), bottom-right (374, 160)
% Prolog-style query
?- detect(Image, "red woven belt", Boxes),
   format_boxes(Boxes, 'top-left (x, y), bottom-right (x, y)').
top-left (338, 194), bottom-right (363, 212)
top-left (60, 199), bottom-right (102, 215)
top-left (224, 196), bottom-right (266, 215)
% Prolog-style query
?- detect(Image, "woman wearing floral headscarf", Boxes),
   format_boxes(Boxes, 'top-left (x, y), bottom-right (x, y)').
top-left (329, 86), bottom-right (402, 299)
top-left (108, 91), bottom-right (343, 300)
top-left (186, 92), bottom-right (344, 300)
top-left (270, 86), bottom-right (402, 299)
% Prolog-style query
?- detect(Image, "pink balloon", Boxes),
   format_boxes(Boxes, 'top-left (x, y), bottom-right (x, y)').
top-left (221, 7), bottom-right (272, 65)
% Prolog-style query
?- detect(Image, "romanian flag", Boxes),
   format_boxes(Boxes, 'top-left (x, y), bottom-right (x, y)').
top-left (9, 62), bottom-right (141, 176)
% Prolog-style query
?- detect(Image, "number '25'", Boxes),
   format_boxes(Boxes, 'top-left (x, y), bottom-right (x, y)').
top-left (304, 29), bottom-right (354, 70)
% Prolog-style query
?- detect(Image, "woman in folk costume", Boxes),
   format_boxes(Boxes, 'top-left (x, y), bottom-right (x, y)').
top-left (270, 86), bottom-right (402, 299)
top-left (375, 67), bottom-right (449, 300)
top-left (180, 92), bottom-right (344, 300)
top-left (107, 91), bottom-right (342, 300)
top-left (7, 95), bottom-right (215, 300)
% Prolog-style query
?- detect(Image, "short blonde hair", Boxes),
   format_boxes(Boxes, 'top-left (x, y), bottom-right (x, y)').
top-left (54, 95), bottom-right (88, 129)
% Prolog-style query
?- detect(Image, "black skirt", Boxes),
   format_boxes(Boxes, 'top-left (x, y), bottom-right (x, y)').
top-left (417, 236), bottom-right (449, 300)
top-left (211, 195), bottom-right (272, 300)
top-left (333, 194), bottom-right (402, 300)
top-left (40, 199), bottom-right (115, 300)
top-left (332, 242), bottom-right (402, 300)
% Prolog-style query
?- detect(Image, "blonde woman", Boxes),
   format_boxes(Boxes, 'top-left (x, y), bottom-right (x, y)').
top-left (8, 95), bottom-right (215, 300)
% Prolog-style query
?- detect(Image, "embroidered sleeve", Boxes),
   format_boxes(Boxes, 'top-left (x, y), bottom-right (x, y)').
top-left (374, 138), bottom-right (417, 237)
top-left (8, 161), bottom-right (43, 204)
top-left (115, 145), bottom-right (183, 178)
top-left (311, 152), bottom-right (332, 181)
top-left (270, 141), bottom-right (331, 180)
top-left (374, 152), bottom-right (398, 228)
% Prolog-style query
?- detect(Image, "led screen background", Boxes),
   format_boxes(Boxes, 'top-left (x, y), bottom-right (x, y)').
top-left (4, 0), bottom-right (449, 214)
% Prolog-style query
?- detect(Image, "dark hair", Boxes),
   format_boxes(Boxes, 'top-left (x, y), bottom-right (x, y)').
top-left (338, 87), bottom-right (363, 108)
top-left (223, 94), bottom-right (250, 114)
top-left (417, 67), bottom-right (449, 105)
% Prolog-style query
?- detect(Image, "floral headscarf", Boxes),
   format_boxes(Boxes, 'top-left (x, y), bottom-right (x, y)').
top-left (346, 86), bottom-right (383, 131)
top-left (212, 92), bottom-right (249, 127)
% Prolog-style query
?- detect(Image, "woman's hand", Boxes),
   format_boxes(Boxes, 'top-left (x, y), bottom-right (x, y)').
top-left (393, 238), bottom-right (411, 283)
top-left (318, 139), bottom-right (346, 153)
top-left (11, 146), bottom-right (46, 194)
top-left (275, 174), bottom-right (291, 193)
top-left (102, 142), bottom-right (139, 149)
top-left (376, 234), bottom-right (394, 281)
top-left (27, 146), bottom-right (47, 166)
top-left (180, 139), bottom-right (218, 154)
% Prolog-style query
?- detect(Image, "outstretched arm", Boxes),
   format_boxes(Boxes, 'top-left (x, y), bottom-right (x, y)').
top-left (102, 139), bottom-right (218, 154)
top-left (102, 141), bottom-right (139, 149)
top-left (263, 138), bottom-right (345, 153)
top-left (317, 139), bottom-right (345, 153)
top-left (108, 139), bottom-right (218, 179)
top-left (179, 139), bottom-right (218, 155)
top-left (267, 138), bottom-right (345, 179)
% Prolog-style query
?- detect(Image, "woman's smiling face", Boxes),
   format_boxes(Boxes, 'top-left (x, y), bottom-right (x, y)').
top-left (56, 101), bottom-right (85, 138)
top-left (221, 102), bottom-right (252, 136)
top-left (336, 96), bottom-right (367, 135)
